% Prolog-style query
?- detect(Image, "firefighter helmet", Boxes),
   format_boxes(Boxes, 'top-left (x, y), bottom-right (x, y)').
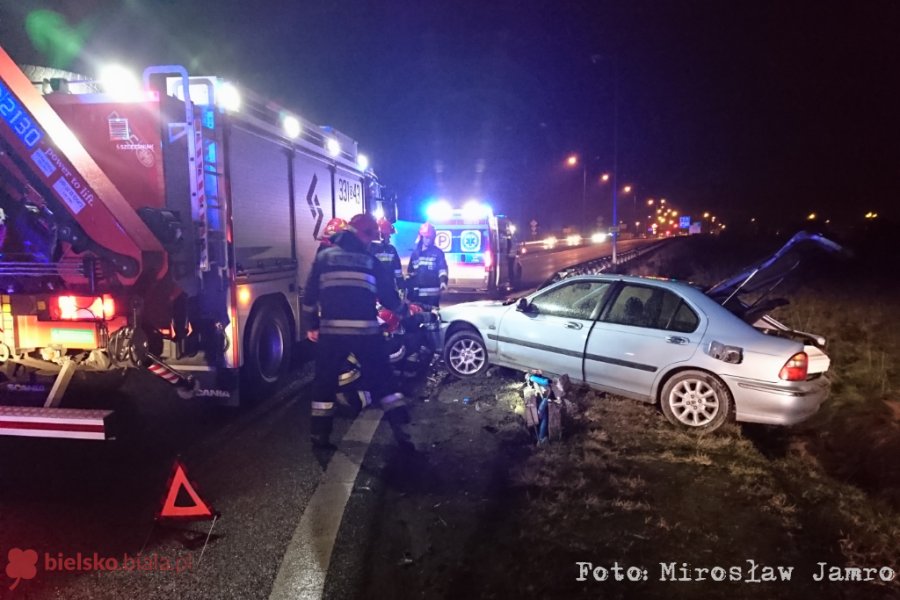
top-left (320, 217), bottom-right (348, 240)
top-left (349, 213), bottom-right (380, 242)
top-left (418, 222), bottom-right (436, 239)
top-left (377, 217), bottom-right (396, 236)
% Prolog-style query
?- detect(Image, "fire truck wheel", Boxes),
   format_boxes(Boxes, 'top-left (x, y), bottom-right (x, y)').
top-left (243, 302), bottom-right (293, 399)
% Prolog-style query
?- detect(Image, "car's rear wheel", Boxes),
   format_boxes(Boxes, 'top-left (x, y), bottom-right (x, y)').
top-left (444, 330), bottom-right (489, 378)
top-left (660, 370), bottom-right (732, 432)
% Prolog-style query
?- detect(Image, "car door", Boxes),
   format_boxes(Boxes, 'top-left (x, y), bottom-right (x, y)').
top-left (584, 283), bottom-right (706, 399)
top-left (493, 279), bottom-right (612, 380)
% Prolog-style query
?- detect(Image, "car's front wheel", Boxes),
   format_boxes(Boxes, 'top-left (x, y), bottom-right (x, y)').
top-left (660, 370), bottom-right (732, 432)
top-left (444, 329), bottom-right (489, 378)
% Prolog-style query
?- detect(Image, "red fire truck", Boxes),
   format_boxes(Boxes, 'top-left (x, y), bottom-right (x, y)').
top-left (0, 45), bottom-right (383, 439)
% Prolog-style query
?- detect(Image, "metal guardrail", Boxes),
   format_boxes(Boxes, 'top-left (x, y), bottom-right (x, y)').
top-left (538, 240), bottom-right (671, 289)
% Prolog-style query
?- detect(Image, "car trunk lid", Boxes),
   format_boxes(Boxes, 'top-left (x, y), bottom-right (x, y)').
top-left (705, 231), bottom-right (845, 326)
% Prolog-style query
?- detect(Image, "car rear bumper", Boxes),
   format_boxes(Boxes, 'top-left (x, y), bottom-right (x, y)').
top-left (724, 374), bottom-right (830, 426)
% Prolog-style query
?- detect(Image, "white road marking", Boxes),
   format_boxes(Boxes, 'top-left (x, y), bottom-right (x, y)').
top-left (268, 409), bottom-right (382, 600)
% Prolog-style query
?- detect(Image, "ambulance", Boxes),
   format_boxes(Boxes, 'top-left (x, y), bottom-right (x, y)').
top-left (424, 201), bottom-right (521, 294)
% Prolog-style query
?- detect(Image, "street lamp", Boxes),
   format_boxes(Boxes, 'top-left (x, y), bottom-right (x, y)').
top-left (565, 154), bottom-right (587, 226)
top-left (623, 184), bottom-right (637, 234)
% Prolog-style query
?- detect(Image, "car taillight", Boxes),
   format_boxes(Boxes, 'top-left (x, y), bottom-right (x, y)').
top-left (779, 352), bottom-right (808, 381)
top-left (51, 295), bottom-right (116, 321)
top-left (484, 249), bottom-right (493, 271)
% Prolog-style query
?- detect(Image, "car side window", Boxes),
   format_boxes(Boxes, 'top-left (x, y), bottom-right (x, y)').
top-left (604, 285), bottom-right (655, 326)
top-left (603, 284), bottom-right (699, 332)
top-left (529, 281), bottom-right (611, 320)
top-left (666, 301), bottom-right (700, 333)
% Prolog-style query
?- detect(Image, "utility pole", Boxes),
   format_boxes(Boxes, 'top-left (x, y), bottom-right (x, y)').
top-left (581, 165), bottom-right (587, 225)
top-left (611, 52), bottom-right (619, 265)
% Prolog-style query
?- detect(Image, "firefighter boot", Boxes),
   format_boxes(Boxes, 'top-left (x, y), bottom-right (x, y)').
top-left (311, 415), bottom-right (336, 450)
top-left (311, 433), bottom-right (334, 449)
top-left (385, 405), bottom-right (415, 452)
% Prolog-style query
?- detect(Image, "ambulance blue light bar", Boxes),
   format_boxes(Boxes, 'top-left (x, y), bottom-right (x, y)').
top-left (461, 201), bottom-right (492, 221)
top-left (424, 199), bottom-right (493, 222)
top-left (425, 199), bottom-right (453, 222)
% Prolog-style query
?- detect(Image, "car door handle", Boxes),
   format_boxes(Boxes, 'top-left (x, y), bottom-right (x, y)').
top-left (666, 336), bottom-right (689, 344)
top-left (565, 321), bottom-right (584, 330)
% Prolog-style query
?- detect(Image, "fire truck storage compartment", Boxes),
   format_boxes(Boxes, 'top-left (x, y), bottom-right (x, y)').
top-left (228, 125), bottom-right (295, 270)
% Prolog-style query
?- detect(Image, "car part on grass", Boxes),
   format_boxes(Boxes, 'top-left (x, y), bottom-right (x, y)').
top-left (523, 371), bottom-right (566, 443)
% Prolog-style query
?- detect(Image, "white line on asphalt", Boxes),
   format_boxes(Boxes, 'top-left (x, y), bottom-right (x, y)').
top-left (268, 409), bottom-right (382, 600)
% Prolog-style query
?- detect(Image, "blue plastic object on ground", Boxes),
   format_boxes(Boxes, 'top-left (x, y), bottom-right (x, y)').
top-left (528, 374), bottom-right (551, 387)
top-left (537, 395), bottom-right (549, 441)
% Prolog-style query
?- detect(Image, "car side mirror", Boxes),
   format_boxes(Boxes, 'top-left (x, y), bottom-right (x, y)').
top-left (516, 298), bottom-right (531, 313)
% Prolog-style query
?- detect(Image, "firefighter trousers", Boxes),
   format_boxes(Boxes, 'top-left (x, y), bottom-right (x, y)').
top-left (310, 333), bottom-right (408, 438)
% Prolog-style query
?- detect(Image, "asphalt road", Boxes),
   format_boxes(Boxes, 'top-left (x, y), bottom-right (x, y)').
top-left (0, 239), bottom-right (650, 599)
top-left (515, 237), bottom-right (656, 288)
top-left (0, 359), bottom-right (338, 599)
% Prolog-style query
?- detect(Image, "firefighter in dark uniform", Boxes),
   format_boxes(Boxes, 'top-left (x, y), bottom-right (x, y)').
top-left (302, 213), bottom-right (412, 449)
top-left (407, 222), bottom-right (449, 307)
top-left (371, 217), bottom-right (404, 291)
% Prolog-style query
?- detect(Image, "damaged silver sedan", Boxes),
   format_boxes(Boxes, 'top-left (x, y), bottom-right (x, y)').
top-left (439, 233), bottom-right (842, 432)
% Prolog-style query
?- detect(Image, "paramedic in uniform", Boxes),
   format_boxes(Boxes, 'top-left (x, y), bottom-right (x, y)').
top-left (371, 217), bottom-right (404, 290)
top-left (407, 222), bottom-right (449, 307)
top-left (302, 213), bottom-right (412, 450)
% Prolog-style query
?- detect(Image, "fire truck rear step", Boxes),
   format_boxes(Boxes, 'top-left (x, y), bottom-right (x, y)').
top-left (0, 406), bottom-right (113, 440)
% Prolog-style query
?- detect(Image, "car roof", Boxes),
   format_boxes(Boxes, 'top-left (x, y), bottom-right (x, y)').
top-left (548, 272), bottom-right (696, 289)
top-left (544, 272), bottom-right (729, 310)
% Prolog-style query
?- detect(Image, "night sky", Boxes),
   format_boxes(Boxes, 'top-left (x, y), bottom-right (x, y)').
top-left (1, 1), bottom-right (898, 231)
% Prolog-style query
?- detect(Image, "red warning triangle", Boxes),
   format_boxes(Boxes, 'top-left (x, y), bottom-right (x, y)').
top-left (159, 461), bottom-right (215, 520)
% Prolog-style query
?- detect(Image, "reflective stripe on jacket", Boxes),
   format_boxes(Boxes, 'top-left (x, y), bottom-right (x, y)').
top-left (407, 244), bottom-right (448, 292)
top-left (371, 240), bottom-right (404, 287)
top-left (301, 231), bottom-right (402, 332)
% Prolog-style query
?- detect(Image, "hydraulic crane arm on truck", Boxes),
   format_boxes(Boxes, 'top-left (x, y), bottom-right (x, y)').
top-left (0, 44), bottom-right (385, 439)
